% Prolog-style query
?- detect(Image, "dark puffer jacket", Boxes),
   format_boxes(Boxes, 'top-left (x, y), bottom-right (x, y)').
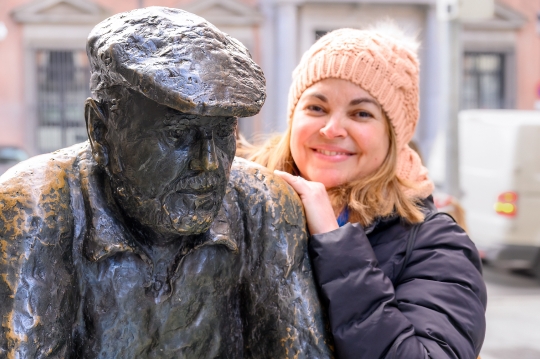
top-left (309, 198), bottom-right (487, 359)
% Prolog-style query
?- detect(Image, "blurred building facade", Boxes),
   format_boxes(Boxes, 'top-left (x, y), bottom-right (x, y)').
top-left (0, 0), bottom-right (538, 158)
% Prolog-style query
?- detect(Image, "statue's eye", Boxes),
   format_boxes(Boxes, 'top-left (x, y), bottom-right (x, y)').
top-left (168, 126), bottom-right (188, 138)
top-left (216, 121), bottom-right (237, 138)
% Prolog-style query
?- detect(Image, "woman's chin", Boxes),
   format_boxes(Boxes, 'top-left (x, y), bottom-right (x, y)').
top-left (309, 174), bottom-right (348, 189)
top-left (301, 164), bottom-right (361, 188)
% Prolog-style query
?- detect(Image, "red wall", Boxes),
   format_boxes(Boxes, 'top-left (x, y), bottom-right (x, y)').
top-left (0, 0), bottom-right (28, 151)
top-left (499, 0), bottom-right (540, 109)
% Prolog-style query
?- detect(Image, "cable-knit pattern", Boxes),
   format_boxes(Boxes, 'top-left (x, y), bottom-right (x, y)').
top-left (287, 28), bottom-right (433, 199)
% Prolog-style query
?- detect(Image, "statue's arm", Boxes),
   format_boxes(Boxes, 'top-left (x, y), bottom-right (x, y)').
top-left (0, 162), bottom-right (78, 357)
top-left (231, 159), bottom-right (333, 358)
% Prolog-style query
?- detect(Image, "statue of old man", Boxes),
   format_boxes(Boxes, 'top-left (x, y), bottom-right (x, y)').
top-left (0, 7), bottom-right (333, 358)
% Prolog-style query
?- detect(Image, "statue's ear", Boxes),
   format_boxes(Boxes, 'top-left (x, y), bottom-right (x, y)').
top-left (85, 98), bottom-right (109, 167)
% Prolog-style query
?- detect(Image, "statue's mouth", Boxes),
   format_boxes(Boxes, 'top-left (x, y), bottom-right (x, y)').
top-left (173, 174), bottom-right (222, 194)
top-left (192, 192), bottom-right (215, 211)
top-left (175, 187), bottom-right (216, 195)
top-left (167, 191), bottom-right (217, 212)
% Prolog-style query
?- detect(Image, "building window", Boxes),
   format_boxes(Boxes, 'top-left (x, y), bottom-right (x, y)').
top-left (463, 52), bottom-right (505, 109)
top-left (36, 50), bottom-right (90, 153)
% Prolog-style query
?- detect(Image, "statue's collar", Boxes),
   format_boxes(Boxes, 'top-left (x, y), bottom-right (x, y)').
top-left (78, 145), bottom-right (238, 264)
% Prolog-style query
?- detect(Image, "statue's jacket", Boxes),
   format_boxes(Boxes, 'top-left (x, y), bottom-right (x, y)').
top-left (0, 143), bottom-right (333, 358)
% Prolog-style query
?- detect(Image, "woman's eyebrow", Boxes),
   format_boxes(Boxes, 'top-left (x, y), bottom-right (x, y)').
top-left (306, 93), bottom-right (328, 102)
top-left (350, 97), bottom-right (381, 108)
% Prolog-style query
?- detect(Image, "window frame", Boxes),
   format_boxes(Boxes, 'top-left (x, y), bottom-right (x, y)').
top-left (462, 51), bottom-right (507, 110)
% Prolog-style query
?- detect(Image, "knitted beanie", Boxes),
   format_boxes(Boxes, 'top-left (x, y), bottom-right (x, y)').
top-left (287, 28), bottom-right (433, 199)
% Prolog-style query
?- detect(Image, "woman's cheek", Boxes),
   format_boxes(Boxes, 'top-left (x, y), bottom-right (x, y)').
top-left (290, 120), bottom-right (313, 157)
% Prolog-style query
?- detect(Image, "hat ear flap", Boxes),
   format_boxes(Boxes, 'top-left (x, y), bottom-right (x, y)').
top-left (85, 98), bottom-right (109, 168)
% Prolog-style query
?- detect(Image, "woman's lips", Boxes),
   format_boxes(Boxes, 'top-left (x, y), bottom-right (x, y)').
top-left (310, 147), bottom-right (355, 161)
top-left (313, 148), bottom-right (353, 156)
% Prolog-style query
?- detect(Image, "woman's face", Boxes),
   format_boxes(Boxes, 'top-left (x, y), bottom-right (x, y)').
top-left (290, 78), bottom-right (390, 189)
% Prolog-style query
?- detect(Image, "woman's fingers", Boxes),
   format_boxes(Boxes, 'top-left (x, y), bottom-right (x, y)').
top-left (274, 170), bottom-right (339, 234)
top-left (274, 170), bottom-right (308, 194)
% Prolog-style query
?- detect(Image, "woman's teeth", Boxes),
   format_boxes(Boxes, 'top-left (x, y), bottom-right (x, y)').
top-left (315, 149), bottom-right (349, 156)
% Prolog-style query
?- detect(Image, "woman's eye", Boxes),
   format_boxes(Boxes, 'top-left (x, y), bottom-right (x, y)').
top-left (355, 111), bottom-right (373, 118)
top-left (307, 105), bottom-right (324, 113)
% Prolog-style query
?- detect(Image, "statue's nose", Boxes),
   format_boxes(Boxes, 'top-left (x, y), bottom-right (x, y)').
top-left (189, 129), bottom-right (219, 171)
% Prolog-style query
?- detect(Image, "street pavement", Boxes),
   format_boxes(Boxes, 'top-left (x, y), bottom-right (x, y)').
top-left (480, 265), bottom-right (540, 359)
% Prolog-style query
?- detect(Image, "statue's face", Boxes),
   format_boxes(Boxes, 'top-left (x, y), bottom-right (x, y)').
top-left (103, 89), bottom-right (237, 237)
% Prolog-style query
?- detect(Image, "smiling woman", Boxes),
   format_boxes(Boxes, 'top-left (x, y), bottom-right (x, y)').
top-left (239, 23), bottom-right (487, 359)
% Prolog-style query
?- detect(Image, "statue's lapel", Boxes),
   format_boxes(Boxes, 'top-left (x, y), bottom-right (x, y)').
top-left (80, 150), bottom-right (149, 264)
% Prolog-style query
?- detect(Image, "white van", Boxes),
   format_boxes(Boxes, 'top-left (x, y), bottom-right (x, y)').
top-left (459, 110), bottom-right (540, 276)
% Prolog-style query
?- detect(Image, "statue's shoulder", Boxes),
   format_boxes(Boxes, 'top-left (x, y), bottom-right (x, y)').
top-left (0, 143), bottom-right (85, 196)
top-left (0, 143), bottom-right (86, 237)
top-left (228, 157), bottom-right (306, 229)
top-left (229, 157), bottom-right (298, 202)
top-left (228, 160), bottom-right (309, 281)
top-left (0, 145), bottom-right (85, 348)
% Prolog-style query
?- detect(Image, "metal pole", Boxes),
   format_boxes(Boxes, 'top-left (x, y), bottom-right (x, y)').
top-left (274, 3), bottom-right (298, 134)
top-left (138, 0), bottom-right (144, 8)
top-left (444, 19), bottom-right (462, 197)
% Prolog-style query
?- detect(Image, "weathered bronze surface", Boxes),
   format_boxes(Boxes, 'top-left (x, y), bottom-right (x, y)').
top-left (0, 7), bottom-right (333, 358)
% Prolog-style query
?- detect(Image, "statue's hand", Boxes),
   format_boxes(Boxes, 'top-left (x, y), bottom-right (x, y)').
top-left (274, 170), bottom-right (338, 235)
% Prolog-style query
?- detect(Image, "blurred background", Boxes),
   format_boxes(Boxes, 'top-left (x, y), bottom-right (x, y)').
top-left (0, 0), bottom-right (539, 357)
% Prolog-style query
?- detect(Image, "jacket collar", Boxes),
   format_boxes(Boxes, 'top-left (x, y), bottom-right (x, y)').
top-left (365, 195), bottom-right (436, 235)
top-left (78, 144), bottom-right (238, 263)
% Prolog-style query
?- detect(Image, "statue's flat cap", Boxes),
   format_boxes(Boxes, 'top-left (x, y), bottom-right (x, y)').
top-left (87, 7), bottom-right (265, 117)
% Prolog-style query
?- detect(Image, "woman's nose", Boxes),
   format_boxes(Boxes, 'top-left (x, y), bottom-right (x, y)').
top-left (319, 115), bottom-right (347, 139)
top-left (189, 129), bottom-right (219, 171)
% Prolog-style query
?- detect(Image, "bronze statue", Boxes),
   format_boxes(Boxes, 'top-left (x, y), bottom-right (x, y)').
top-left (0, 7), bottom-right (333, 358)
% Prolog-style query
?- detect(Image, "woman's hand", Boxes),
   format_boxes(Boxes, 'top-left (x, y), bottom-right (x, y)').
top-left (274, 170), bottom-right (339, 235)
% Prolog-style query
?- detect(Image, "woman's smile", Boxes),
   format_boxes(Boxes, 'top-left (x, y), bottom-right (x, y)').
top-left (311, 145), bottom-right (355, 161)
